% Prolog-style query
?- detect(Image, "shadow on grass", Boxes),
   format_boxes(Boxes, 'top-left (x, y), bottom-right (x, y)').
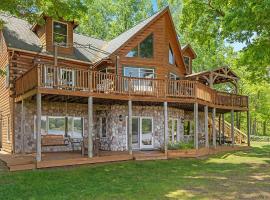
top-left (0, 144), bottom-right (269, 200)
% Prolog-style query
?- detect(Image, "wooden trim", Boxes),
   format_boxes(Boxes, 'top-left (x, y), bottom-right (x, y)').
top-left (7, 48), bottom-right (92, 65)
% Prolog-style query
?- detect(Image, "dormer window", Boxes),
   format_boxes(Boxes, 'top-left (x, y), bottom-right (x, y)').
top-left (184, 56), bottom-right (190, 68)
top-left (53, 21), bottom-right (68, 46)
top-left (126, 33), bottom-right (153, 58)
top-left (169, 45), bottom-right (175, 65)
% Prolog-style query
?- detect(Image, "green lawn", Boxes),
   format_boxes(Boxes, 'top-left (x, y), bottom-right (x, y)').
top-left (0, 142), bottom-right (270, 200)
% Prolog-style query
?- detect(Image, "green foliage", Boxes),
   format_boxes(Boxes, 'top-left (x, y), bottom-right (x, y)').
top-left (0, 0), bottom-right (87, 25)
top-left (168, 141), bottom-right (194, 150)
top-left (77, 0), bottom-right (154, 40)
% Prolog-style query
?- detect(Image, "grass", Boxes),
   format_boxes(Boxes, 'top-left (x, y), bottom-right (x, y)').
top-left (0, 142), bottom-right (270, 200)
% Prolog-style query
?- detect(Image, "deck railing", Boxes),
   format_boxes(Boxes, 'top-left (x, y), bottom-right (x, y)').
top-left (14, 64), bottom-right (248, 109)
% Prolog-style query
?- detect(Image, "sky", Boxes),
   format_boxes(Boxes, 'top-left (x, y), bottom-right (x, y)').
top-left (151, 0), bottom-right (246, 52)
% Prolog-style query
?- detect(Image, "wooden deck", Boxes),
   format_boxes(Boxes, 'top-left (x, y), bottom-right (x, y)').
top-left (14, 64), bottom-right (248, 111)
top-left (0, 146), bottom-right (251, 172)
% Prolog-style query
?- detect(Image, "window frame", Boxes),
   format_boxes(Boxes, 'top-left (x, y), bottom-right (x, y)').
top-left (184, 56), bottom-right (191, 68)
top-left (123, 66), bottom-right (155, 78)
top-left (52, 20), bottom-right (68, 47)
top-left (169, 45), bottom-right (175, 65)
top-left (34, 115), bottom-right (84, 139)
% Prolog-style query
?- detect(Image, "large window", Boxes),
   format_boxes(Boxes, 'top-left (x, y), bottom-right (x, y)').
top-left (169, 45), bottom-right (175, 65)
top-left (123, 67), bottom-right (155, 78)
top-left (53, 21), bottom-right (68, 46)
top-left (123, 67), bottom-right (155, 92)
top-left (36, 116), bottom-right (83, 138)
top-left (126, 34), bottom-right (153, 58)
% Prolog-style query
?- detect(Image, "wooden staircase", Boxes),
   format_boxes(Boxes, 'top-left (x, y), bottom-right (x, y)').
top-left (211, 119), bottom-right (247, 144)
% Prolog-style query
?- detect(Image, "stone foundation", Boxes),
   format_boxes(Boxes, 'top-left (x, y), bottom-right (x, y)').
top-left (14, 101), bottom-right (207, 153)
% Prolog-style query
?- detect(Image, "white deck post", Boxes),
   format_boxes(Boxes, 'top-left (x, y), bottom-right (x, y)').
top-left (222, 114), bottom-right (225, 144)
top-left (212, 107), bottom-right (216, 148)
top-left (36, 93), bottom-right (42, 162)
top-left (88, 96), bottom-right (93, 158)
top-left (164, 102), bottom-right (168, 152)
top-left (194, 103), bottom-right (199, 149)
top-left (176, 118), bottom-right (181, 142)
top-left (204, 106), bottom-right (209, 148)
top-left (128, 100), bottom-right (132, 155)
top-left (231, 110), bottom-right (235, 146)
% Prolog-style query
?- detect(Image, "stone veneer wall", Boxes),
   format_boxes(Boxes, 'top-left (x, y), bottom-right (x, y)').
top-left (14, 100), bottom-right (207, 153)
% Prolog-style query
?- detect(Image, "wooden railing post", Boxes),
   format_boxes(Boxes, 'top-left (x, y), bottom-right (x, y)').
top-left (88, 70), bottom-right (92, 92)
top-left (37, 64), bottom-right (41, 88)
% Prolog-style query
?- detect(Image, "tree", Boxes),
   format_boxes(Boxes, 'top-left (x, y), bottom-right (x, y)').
top-left (179, 0), bottom-right (270, 81)
top-left (77, 0), bottom-right (154, 40)
top-left (0, 0), bottom-right (87, 27)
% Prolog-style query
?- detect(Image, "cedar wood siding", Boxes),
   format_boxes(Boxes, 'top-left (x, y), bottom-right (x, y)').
top-left (116, 12), bottom-right (186, 79)
top-left (0, 31), bottom-right (13, 152)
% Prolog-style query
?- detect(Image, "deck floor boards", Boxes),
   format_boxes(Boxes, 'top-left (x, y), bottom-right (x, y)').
top-left (0, 146), bottom-right (250, 172)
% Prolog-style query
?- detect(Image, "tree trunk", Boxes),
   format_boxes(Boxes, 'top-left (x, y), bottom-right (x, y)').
top-left (263, 121), bottom-right (267, 136)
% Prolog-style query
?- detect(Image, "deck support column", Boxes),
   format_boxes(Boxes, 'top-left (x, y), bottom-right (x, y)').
top-left (164, 102), bottom-right (168, 153)
top-left (88, 97), bottom-right (93, 158)
top-left (212, 107), bottom-right (216, 148)
top-left (204, 106), bottom-right (209, 148)
top-left (36, 93), bottom-right (42, 162)
top-left (222, 114), bottom-right (225, 144)
top-left (128, 100), bottom-right (132, 155)
top-left (194, 103), bottom-right (199, 149)
top-left (176, 118), bottom-right (181, 142)
top-left (231, 110), bottom-right (235, 146)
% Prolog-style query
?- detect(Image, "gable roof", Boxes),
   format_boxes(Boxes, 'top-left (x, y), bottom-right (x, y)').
top-left (186, 66), bottom-right (239, 85)
top-left (0, 13), bottom-right (108, 63)
top-left (182, 44), bottom-right (197, 59)
top-left (0, 7), bottom-right (184, 65)
top-left (103, 7), bottom-right (168, 54)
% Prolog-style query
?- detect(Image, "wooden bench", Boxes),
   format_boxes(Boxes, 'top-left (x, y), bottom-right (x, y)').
top-left (41, 135), bottom-right (70, 147)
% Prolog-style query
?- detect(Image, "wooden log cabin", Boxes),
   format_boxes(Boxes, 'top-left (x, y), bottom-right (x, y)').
top-left (0, 7), bottom-right (251, 166)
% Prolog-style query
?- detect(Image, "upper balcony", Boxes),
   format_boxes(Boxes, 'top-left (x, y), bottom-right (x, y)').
top-left (14, 64), bottom-right (248, 111)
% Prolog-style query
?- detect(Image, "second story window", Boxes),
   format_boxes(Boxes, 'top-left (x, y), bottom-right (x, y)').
top-left (169, 45), bottom-right (175, 65)
top-left (126, 33), bottom-right (153, 58)
top-left (53, 21), bottom-right (68, 46)
top-left (184, 56), bottom-right (190, 68)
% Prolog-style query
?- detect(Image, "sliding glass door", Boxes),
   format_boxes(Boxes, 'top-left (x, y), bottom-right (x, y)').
top-left (140, 117), bottom-right (153, 149)
top-left (123, 66), bottom-right (155, 92)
